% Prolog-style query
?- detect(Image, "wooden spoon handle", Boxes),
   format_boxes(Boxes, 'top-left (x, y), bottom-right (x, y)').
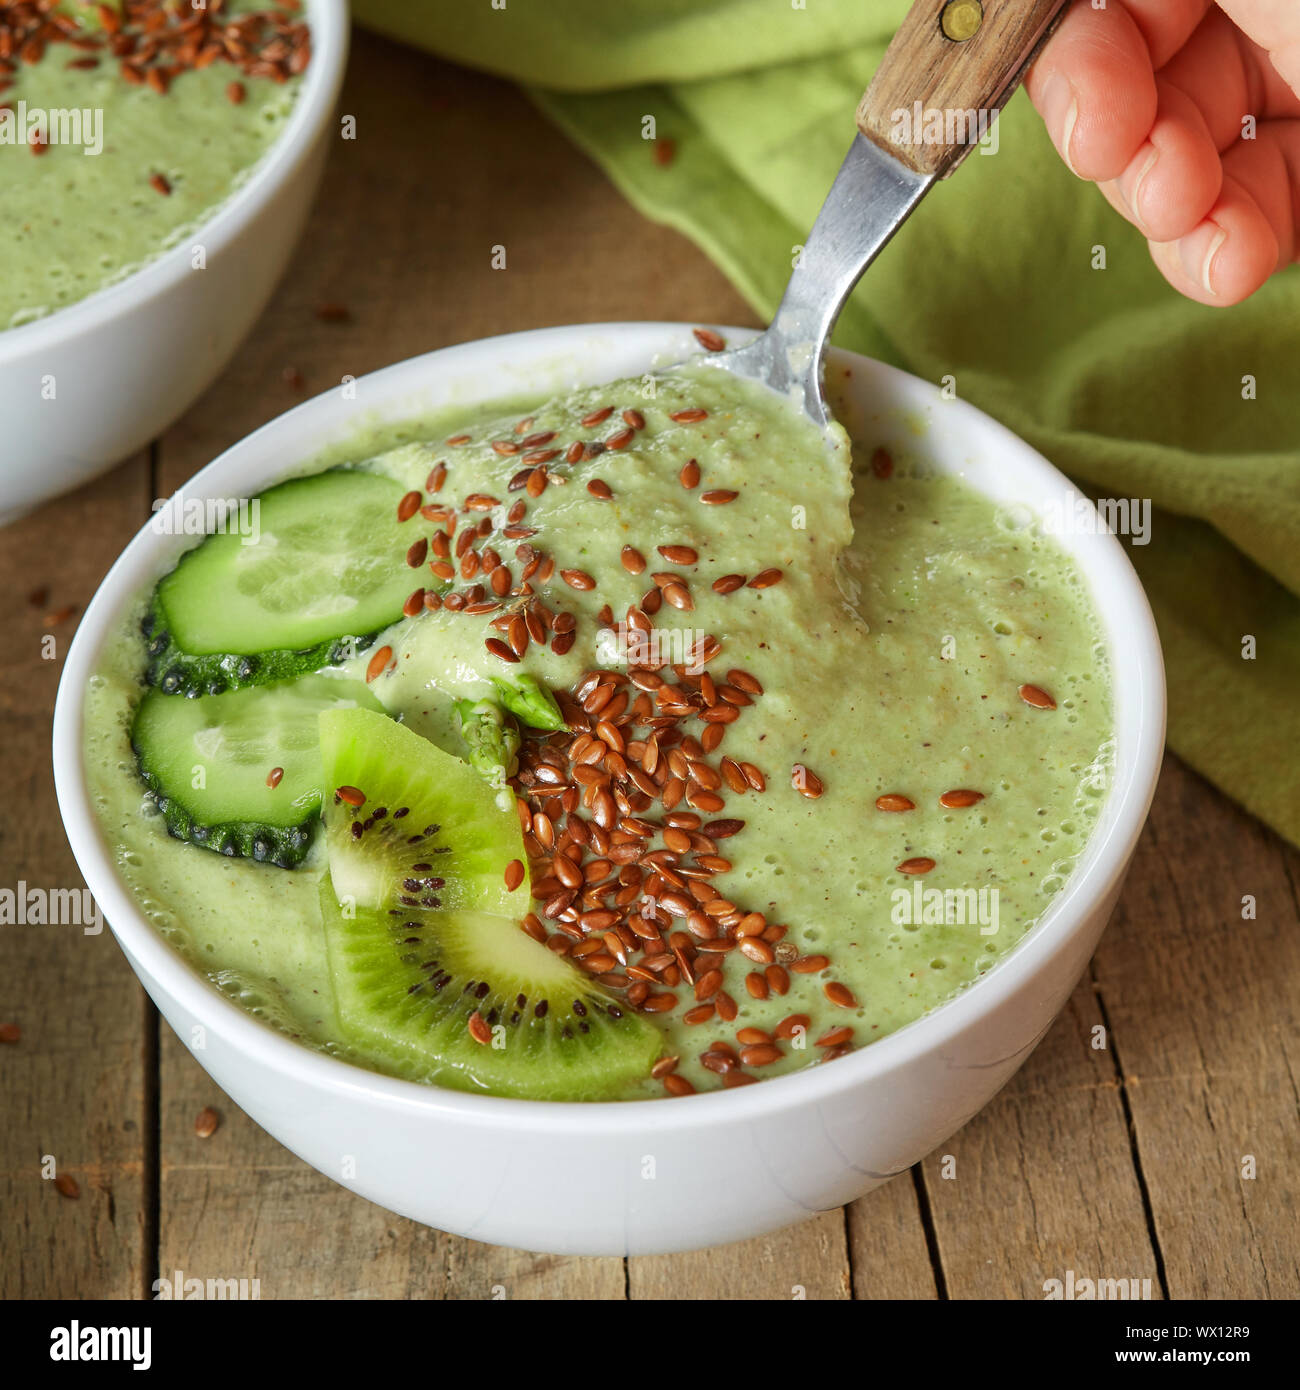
top-left (856, 0), bottom-right (1071, 178)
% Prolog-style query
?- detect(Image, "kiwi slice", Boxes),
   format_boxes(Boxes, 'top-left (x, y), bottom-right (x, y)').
top-left (317, 708), bottom-right (661, 1099)
top-left (319, 889), bottom-right (661, 1099)
top-left (319, 707), bottom-right (522, 916)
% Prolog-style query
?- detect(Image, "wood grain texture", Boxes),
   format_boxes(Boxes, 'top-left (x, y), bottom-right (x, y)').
top-left (917, 978), bottom-right (1160, 1299)
top-left (1093, 758), bottom-right (1300, 1299)
top-left (629, 1211), bottom-right (851, 1300)
top-left (0, 455), bottom-right (153, 1299)
top-left (857, 0), bottom-right (1070, 175)
top-left (846, 1174), bottom-right (940, 1299)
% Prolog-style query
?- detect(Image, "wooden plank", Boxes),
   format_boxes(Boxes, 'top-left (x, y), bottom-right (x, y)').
top-left (846, 1174), bottom-right (939, 1300)
top-left (155, 30), bottom-right (760, 1298)
top-left (0, 455), bottom-right (153, 1299)
top-left (628, 1211), bottom-right (851, 1300)
top-left (1094, 756), bottom-right (1300, 1299)
top-left (158, 1034), bottom-right (625, 1299)
top-left (917, 973), bottom-right (1160, 1299)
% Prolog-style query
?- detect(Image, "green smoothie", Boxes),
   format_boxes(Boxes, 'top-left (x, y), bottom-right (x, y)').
top-left (0, 1), bottom-right (308, 330)
top-left (84, 361), bottom-right (1112, 1099)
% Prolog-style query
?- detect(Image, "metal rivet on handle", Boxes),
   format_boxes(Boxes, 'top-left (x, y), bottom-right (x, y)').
top-left (940, 0), bottom-right (984, 42)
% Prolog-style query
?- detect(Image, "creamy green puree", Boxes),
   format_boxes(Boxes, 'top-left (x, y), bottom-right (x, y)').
top-left (1, 2), bottom-right (305, 330)
top-left (85, 364), bottom-right (1113, 1099)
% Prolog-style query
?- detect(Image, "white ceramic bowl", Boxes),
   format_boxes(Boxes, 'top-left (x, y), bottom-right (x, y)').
top-left (53, 324), bottom-right (1165, 1256)
top-left (0, 0), bottom-right (348, 527)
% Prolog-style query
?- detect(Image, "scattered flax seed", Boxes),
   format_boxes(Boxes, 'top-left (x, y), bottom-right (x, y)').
top-left (149, 172), bottom-right (171, 195)
top-left (693, 328), bottom-right (726, 353)
top-left (1018, 683), bottom-right (1056, 710)
top-left (587, 479), bottom-right (613, 500)
top-left (748, 568), bottom-right (783, 589)
top-left (605, 427), bottom-right (635, 451)
top-left (504, 859), bottom-right (525, 892)
top-left (621, 546), bottom-right (646, 575)
top-left (876, 793), bottom-right (914, 812)
top-left (700, 490), bottom-right (738, 505)
top-left (824, 982), bottom-right (856, 1009)
top-left (657, 544), bottom-right (698, 565)
top-left (871, 447), bottom-right (893, 479)
top-left (653, 137), bottom-right (676, 166)
top-left (663, 1074), bottom-right (695, 1096)
top-left (467, 1011), bottom-right (492, 1046)
top-left (817, 1026), bottom-right (854, 1048)
top-left (194, 1106), bottom-right (220, 1139)
top-left (405, 538), bottom-right (428, 568)
top-left (670, 408), bottom-right (708, 424)
top-left (712, 574), bottom-right (745, 594)
top-left (561, 569), bottom-right (595, 591)
top-left (27, 587), bottom-right (49, 609)
top-left (44, 604), bottom-right (77, 626)
top-left (622, 409), bottom-right (646, 430)
top-left (485, 637), bottom-right (519, 664)
top-left (402, 588), bottom-right (425, 618)
top-left (396, 490), bottom-right (422, 522)
top-left (790, 954), bottom-right (829, 974)
top-left (365, 646), bottom-right (394, 682)
top-left (897, 857), bottom-right (936, 875)
top-left (0, 1023), bottom-right (20, 1044)
top-left (679, 459), bottom-right (700, 489)
top-left (939, 789), bottom-right (984, 808)
top-left (765, 964), bottom-right (790, 995)
top-left (446, 433), bottom-right (472, 446)
top-left (227, 80), bottom-right (246, 104)
top-left (265, 766), bottom-right (284, 789)
top-left (336, 785), bottom-right (365, 807)
top-left (581, 406), bottom-right (613, 428)
top-left (792, 765), bottom-right (824, 799)
top-left (53, 1174), bottom-right (80, 1200)
top-left (649, 1055), bottom-right (679, 1079)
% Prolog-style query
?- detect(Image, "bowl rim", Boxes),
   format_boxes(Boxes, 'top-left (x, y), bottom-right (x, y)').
top-left (0, 0), bottom-right (348, 359)
top-left (52, 321), bottom-right (1166, 1134)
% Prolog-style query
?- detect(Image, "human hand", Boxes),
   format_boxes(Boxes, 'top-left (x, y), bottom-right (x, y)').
top-left (1026, 0), bottom-right (1300, 305)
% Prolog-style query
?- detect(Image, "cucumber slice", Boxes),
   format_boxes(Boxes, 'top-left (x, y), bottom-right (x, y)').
top-left (132, 676), bottom-right (383, 867)
top-left (146, 470), bottom-right (419, 694)
top-left (141, 603), bottom-right (377, 698)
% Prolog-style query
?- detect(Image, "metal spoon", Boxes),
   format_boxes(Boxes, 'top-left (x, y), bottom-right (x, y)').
top-left (707, 0), bottom-right (1072, 426)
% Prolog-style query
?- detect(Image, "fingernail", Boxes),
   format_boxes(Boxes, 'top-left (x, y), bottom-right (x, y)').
top-left (1180, 224), bottom-right (1227, 296)
top-left (1122, 147), bottom-right (1158, 229)
top-left (1039, 72), bottom-right (1080, 176)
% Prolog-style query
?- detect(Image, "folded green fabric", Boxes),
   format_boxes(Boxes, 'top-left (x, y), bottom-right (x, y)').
top-left (355, 0), bottom-right (1300, 845)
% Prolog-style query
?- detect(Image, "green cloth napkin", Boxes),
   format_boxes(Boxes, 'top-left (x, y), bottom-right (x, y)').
top-left (356, 0), bottom-right (1300, 845)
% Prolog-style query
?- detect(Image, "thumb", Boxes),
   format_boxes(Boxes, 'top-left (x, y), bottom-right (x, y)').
top-left (1216, 1), bottom-right (1300, 95)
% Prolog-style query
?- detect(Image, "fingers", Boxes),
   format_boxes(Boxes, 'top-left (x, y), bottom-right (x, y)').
top-left (1158, 5), bottom-right (1298, 153)
top-left (1147, 174), bottom-right (1280, 304)
top-left (1103, 78), bottom-right (1222, 241)
top-left (1220, 118), bottom-right (1300, 265)
top-left (1216, 1), bottom-right (1300, 94)
top-left (1115, 0), bottom-right (1214, 69)
top-left (1025, 0), bottom-right (1157, 181)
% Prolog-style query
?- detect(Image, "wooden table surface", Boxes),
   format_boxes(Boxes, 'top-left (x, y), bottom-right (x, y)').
top-left (4, 31), bottom-right (1298, 1302)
